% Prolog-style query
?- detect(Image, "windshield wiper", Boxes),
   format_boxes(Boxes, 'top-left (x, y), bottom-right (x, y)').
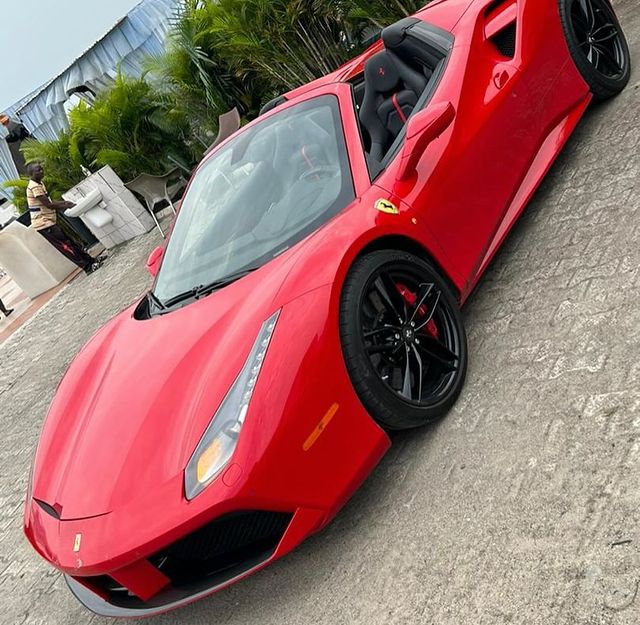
top-left (194, 267), bottom-right (261, 297)
top-left (147, 290), bottom-right (167, 312)
top-left (162, 267), bottom-right (261, 309)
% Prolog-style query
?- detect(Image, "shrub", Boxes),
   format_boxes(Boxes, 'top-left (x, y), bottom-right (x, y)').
top-left (68, 72), bottom-right (196, 182)
top-left (1, 178), bottom-right (29, 213)
top-left (149, 0), bottom-right (431, 129)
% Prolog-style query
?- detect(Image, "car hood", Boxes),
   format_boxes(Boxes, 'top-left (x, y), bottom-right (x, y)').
top-left (31, 254), bottom-right (298, 521)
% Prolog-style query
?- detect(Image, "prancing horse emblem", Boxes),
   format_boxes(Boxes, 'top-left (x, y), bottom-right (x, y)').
top-left (73, 533), bottom-right (82, 553)
top-left (375, 198), bottom-right (400, 215)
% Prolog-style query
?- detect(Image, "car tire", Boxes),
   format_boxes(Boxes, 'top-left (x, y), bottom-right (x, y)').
top-left (339, 250), bottom-right (468, 431)
top-left (559, 0), bottom-right (631, 101)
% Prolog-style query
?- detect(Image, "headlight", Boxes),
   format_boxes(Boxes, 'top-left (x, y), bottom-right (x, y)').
top-left (184, 310), bottom-right (280, 500)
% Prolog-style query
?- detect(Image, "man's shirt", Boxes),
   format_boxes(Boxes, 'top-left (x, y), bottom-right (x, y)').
top-left (27, 180), bottom-right (56, 230)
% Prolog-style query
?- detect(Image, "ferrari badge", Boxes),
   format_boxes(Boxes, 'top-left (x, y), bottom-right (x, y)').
top-left (375, 199), bottom-right (399, 214)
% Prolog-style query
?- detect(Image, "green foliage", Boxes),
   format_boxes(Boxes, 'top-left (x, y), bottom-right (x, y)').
top-left (149, 0), bottom-right (431, 129)
top-left (20, 131), bottom-right (85, 198)
top-left (12, 73), bottom-right (197, 206)
top-left (3, 132), bottom-right (85, 212)
top-left (346, 0), bottom-right (427, 29)
top-left (1, 178), bottom-right (29, 213)
top-left (68, 72), bottom-right (196, 182)
top-left (11, 1), bottom-right (429, 210)
top-left (145, 0), bottom-right (274, 130)
top-left (195, 0), bottom-right (356, 92)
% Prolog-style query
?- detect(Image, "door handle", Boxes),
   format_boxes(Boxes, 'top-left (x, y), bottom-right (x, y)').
top-left (492, 63), bottom-right (517, 90)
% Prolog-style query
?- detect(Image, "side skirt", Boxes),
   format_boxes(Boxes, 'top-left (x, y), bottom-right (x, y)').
top-left (463, 92), bottom-right (593, 301)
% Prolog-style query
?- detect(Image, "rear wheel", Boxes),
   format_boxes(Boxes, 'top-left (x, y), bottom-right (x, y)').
top-left (339, 250), bottom-right (467, 431)
top-left (559, 0), bottom-right (631, 100)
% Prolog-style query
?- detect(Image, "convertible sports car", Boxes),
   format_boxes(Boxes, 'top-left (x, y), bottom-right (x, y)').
top-left (25, 0), bottom-right (630, 617)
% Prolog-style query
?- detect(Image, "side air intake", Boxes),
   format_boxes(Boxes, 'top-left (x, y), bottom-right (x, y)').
top-left (485, 0), bottom-right (518, 59)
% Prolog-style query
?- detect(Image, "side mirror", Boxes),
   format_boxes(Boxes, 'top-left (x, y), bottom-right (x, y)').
top-left (146, 246), bottom-right (164, 278)
top-left (397, 101), bottom-right (456, 181)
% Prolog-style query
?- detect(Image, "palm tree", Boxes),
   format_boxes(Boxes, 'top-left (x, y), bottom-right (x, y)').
top-left (68, 72), bottom-right (195, 181)
top-left (149, 0), bottom-right (432, 131)
top-left (347, 0), bottom-right (428, 30)
top-left (146, 0), bottom-right (272, 132)
top-left (198, 0), bottom-right (356, 91)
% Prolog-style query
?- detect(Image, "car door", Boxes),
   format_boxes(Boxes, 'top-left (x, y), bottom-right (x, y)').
top-left (376, 0), bottom-right (564, 295)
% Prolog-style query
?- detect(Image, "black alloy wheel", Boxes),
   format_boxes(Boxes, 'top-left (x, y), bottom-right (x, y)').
top-left (560, 0), bottom-right (631, 100)
top-left (340, 250), bottom-right (467, 430)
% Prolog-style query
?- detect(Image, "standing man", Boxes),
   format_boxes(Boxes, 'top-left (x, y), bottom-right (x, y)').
top-left (26, 163), bottom-right (101, 274)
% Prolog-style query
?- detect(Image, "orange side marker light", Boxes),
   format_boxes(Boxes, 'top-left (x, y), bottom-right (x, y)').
top-left (303, 403), bottom-right (339, 451)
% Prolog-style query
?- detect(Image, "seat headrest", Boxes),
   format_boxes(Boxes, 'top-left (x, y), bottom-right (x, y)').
top-left (364, 51), bottom-right (401, 94)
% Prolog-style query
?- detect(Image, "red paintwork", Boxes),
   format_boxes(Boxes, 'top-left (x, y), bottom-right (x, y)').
top-left (110, 560), bottom-right (171, 601)
top-left (25, 0), bottom-right (593, 616)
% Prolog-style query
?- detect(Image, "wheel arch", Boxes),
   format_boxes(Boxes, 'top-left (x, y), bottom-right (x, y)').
top-left (352, 234), bottom-right (461, 301)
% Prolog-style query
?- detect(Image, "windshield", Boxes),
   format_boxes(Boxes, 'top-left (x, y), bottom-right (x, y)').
top-left (154, 95), bottom-right (355, 303)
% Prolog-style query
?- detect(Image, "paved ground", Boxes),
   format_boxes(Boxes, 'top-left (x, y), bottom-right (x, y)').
top-left (1, 3), bottom-right (639, 624)
top-left (0, 244), bottom-right (102, 345)
top-left (0, 271), bottom-right (80, 345)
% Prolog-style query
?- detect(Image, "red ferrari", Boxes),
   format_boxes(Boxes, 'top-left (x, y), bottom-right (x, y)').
top-left (25, 0), bottom-right (630, 616)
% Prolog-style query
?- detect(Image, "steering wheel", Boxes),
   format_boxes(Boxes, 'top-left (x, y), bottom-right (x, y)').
top-left (299, 165), bottom-right (337, 181)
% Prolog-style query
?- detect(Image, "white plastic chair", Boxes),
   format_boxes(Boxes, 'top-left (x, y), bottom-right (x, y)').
top-left (125, 168), bottom-right (186, 237)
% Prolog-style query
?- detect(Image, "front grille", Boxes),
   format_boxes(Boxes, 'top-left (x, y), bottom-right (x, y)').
top-left (150, 510), bottom-right (293, 587)
top-left (77, 510), bottom-right (292, 610)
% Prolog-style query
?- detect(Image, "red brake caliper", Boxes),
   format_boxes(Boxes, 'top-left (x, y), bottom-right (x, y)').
top-left (396, 283), bottom-right (439, 339)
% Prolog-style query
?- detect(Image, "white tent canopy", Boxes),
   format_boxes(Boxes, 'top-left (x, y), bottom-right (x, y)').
top-left (15, 0), bottom-right (180, 141)
top-left (0, 126), bottom-right (20, 200)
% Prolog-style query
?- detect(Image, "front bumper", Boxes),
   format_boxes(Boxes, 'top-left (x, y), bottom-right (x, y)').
top-left (62, 508), bottom-right (321, 617)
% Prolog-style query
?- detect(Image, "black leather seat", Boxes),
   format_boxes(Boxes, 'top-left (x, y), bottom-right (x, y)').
top-left (359, 50), bottom-right (428, 161)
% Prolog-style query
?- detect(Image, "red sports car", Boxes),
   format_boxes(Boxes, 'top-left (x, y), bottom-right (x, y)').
top-left (25, 0), bottom-right (630, 616)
